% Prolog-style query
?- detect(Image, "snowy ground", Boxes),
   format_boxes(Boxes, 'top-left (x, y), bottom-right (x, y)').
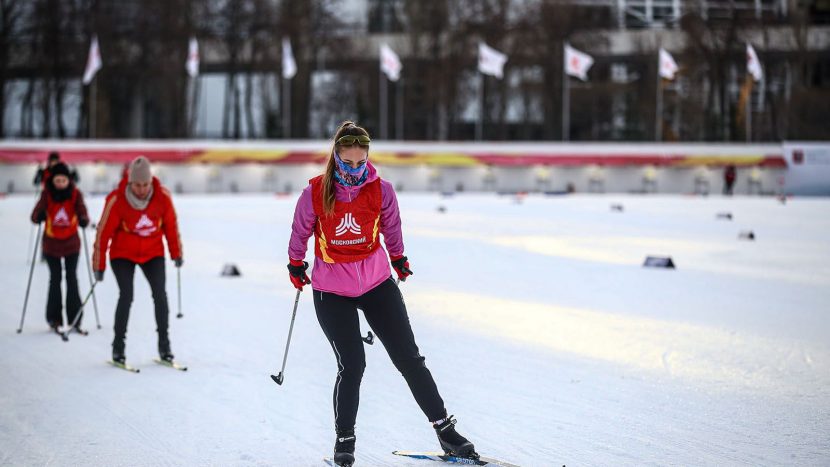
top-left (1, 192), bottom-right (829, 467)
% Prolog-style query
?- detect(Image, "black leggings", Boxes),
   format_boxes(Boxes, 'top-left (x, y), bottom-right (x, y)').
top-left (45, 253), bottom-right (81, 326)
top-left (111, 257), bottom-right (169, 342)
top-left (314, 276), bottom-right (446, 432)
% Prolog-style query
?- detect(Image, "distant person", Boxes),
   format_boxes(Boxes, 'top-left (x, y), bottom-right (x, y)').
top-left (286, 121), bottom-right (478, 466)
top-left (93, 156), bottom-right (183, 366)
top-left (30, 162), bottom-right (90, 332)
top-left (724, 165), bottom-right (737, 195)
top-left (33, 152), bottom-right (79, 188)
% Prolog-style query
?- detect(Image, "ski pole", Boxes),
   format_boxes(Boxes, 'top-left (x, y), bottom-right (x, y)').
top-left (271, 288), bottom-right (302, 386)
top-left (176, 266), bottom-right (183, 319)
top-left (18, 223), bottom-right (42, 333)
top-left (81, 228), bottom-right (101, 329)
top-left (67, 279), bottom-right (99, 331)
top-left (26, 188), bottom-right (41, 264)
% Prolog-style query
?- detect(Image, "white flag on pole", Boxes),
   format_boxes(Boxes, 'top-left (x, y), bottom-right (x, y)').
top-left (82, 36), bottom-right (102, 85)
top-left (282, 38), bottom-right (297, 79)
top-left (478, 42), bottom-right (507, 79)
top-left (564, 44), bottom-right (593, 81)
top-left (658, 48), bottom-right (679, 80)
top-left (186, 37), bottom-right (200, 77)
top-left (380, 44), bottom-right (402, 82)
top-left (746, 43), bottom-right (763, 82)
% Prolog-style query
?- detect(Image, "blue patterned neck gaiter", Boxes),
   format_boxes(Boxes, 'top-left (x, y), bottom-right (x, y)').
top-left (333, 151), bottom-right (369, 186)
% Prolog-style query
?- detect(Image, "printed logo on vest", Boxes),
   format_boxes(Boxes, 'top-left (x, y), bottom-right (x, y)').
top-left (134, 214), bottom-right (157, 237)
top-left (53, 207), bottom-right (70, 226)
top-left (335, 213), bottom-right (362, 236)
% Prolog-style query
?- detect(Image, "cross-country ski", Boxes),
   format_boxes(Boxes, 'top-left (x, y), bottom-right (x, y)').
top-left (153, 358), bottom-right (188, 371)
top-left (393, 451), bottom-right (524, 467)
top-left (106, 360), bottom-right (140, 373)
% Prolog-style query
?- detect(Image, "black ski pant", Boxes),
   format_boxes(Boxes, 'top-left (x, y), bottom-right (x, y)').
top-left (111, 257), bottom-right (169, 347)
top-left (45, 253), bottom-right (81, 327)
top-left (314, 276), bottom-right (446, 432)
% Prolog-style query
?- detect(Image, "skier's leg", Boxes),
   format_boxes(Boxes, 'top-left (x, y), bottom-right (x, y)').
top-left (361, 277), bottom-right (476, 457)
top-left (64, 253), bottom-right (81, 327)
top-left (313, 289), bottom-right (365, 433)
top-left (360, 277), bottom-right (446, 421)
top-left (139, 257), bottom-right (170, 356)
top-left (110, 258), bottom-right (136, 357)
top-left (44, 254), bottom-right (63, 328)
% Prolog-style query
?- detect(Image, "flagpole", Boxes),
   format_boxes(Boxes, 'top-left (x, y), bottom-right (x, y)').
top-left (745, 81), bottom-right (752, 142)
top-left (282, 76), bottom-right (291, 138)
top-left (655, 53), bottom-right (663, 142)
top-left (476, 73), bottom-right (484, 141)
top-left (90, 80), bottom-right (97, 139)
top-left (562, 48), bottom-right (570, 142)
top-left (396, 78), bottom-right (403, 140)
top-left (380, 69), bottom-right (388, 139)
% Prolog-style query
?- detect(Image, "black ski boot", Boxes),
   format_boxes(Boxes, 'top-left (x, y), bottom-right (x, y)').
top-left (434, 416), bottom-right (477, 459)
top-left (112, 338), bottom-right (126, 364)
top-left (158, 335), bottom-right (174, 362)
top-left (333, 429), bottom-right (356, 466)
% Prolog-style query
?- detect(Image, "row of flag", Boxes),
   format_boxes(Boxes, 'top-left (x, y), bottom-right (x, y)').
top-left (81, 35), bottom-right (764, 87)
top-left (82, 36), bottom-right (299, 84)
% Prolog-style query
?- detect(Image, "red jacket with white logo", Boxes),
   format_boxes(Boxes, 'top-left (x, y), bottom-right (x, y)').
top-left (309, 175), bottom-right (382, 263)
top-left (93, 177), bottom-right (182, 271)
top-left (30, 185), bottom-right (89, 257)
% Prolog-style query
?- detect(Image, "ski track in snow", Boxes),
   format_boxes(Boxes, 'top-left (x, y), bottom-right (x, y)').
top-left (1, 193), bottom-right (829, 466)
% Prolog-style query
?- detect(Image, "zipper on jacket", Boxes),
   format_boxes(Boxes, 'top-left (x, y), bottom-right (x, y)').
top-left (355, 262), bottom-right (362, 294)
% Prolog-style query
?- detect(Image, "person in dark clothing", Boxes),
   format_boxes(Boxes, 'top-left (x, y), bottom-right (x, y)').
top-left (93, 156), bottom-right (183, 365)
top-left (30, 162), bottom-right (90, 331)
top-left (724, 165), bottom-right (737, 195)
top-left (33, 152), bottom-right (79, 188)
top-left (287, 121), bottom-right (477, 467)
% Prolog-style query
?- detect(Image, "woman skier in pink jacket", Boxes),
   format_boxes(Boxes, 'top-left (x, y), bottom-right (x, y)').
top-left (287, 121), bottom-right (477, 467)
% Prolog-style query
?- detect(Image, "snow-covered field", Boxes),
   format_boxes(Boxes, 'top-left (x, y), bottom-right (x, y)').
top-left (1, 192), bottom-right (829, 467)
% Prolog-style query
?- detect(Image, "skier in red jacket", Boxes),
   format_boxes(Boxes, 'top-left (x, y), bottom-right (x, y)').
top-left (93, 156), bottom-right (183, 365)
top-left (30, 162), bottom-right (90, 331)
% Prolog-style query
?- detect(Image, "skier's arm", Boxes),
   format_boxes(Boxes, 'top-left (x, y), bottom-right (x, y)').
top-left (287, 186), bottom-right (316, 261)
top-left (379, 180), bottom-right (404, 258)
top-left (93, 195), bottom-right (119, 272)
top-left (30, 191), bottom-right (47, 224)
top-left (379, 181), bottom-right (412, 280)
top-left (160, 189), bottom-right (183, 262)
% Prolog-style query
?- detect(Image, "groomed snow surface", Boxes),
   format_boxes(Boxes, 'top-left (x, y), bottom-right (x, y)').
top-left (1, 193), bottom-right (829, 467)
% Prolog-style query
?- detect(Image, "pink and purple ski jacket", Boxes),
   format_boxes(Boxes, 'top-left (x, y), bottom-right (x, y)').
top-left (288, 163), bottom-right (403, 297)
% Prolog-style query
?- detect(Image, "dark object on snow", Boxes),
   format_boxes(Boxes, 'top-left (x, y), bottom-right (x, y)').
top-left (716, 212), bottom-right (733, 220)
top-left (221, 263), bottom-right (241, 277)
top-left (738, 230), bottom-right (756, 241)
top-left (611, 204), bottom-right (624, 212)
top-left (643, 256), bottom-right (676, 269)
top-left (437, 205), bottom-right (447, 213)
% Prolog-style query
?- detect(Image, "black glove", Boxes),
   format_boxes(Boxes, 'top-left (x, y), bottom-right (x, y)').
top-left (174, 258), bottom-right (183, 268)
top-left (287, 259), bottom-right (312, 290)
top-left (79, 217), bottom-right (89, 228)
top-left (390, 255), bottom-right (413, 281)
top-left (94, 270), bottom-right (104, 282)
top-left (35, 211), bottom-right (46, 223)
